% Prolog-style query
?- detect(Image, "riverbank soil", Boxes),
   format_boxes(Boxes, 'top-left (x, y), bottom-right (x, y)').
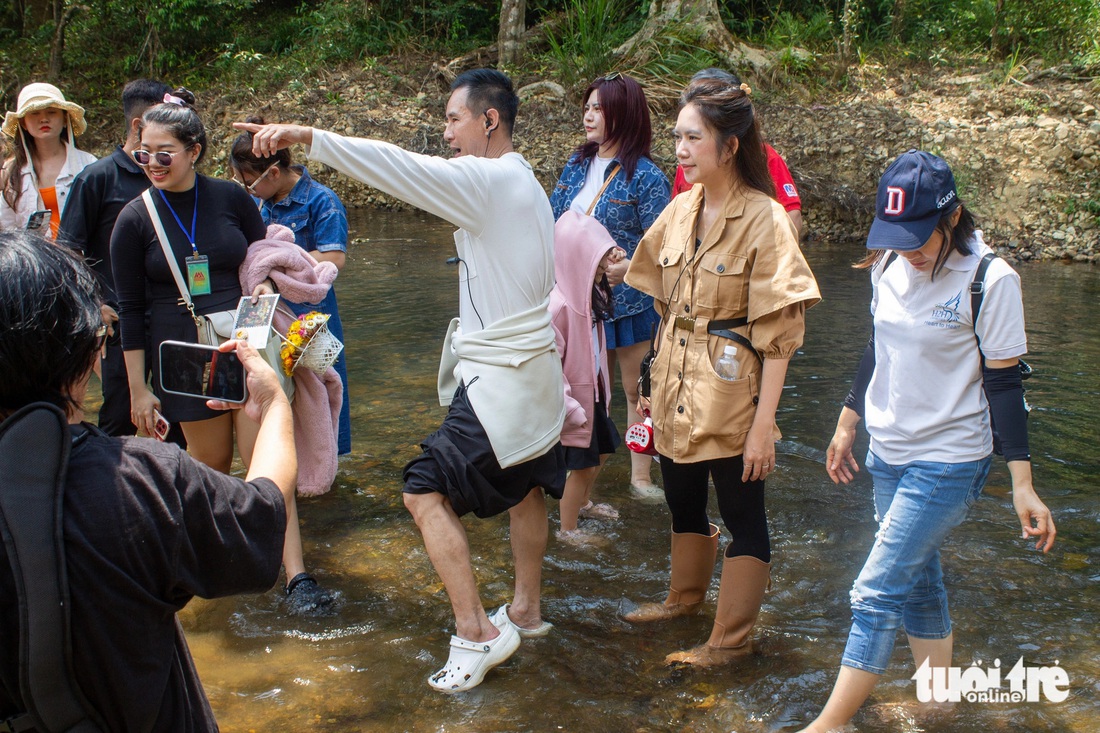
top-left (87, 57), bottom-right (1097, 262)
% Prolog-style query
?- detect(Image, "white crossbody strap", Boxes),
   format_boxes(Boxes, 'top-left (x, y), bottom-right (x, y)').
top-left (141, 188), bottom-right (194, 310)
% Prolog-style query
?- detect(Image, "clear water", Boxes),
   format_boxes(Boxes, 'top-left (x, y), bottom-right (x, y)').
top-left (105, 211), bottom-right (1097, 731)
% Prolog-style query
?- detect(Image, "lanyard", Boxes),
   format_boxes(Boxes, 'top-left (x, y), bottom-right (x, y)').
top-left (156, 184), bottom-right (199, 257)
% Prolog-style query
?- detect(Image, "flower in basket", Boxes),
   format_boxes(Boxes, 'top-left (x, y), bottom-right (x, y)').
top-left (275, 310), bottom-right (330, 376)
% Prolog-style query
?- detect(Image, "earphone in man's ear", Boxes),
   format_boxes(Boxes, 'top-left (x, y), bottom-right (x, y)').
top-left (484, 114), bottom-right (492, 130)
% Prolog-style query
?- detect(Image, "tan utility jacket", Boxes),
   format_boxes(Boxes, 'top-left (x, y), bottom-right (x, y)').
top-left (625, 184), bottom-right (820, 462)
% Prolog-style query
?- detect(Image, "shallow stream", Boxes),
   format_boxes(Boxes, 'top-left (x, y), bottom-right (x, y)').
top-left (121, 210), bottom-right (1097, 732)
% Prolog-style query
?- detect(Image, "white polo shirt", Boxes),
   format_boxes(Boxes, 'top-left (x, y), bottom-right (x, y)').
top-left (865, 232), bottom-right (1027, 465)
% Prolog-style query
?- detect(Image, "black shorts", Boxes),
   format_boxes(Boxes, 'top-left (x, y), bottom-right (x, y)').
top-left (402, 384), bottom-right (566, 519)
top-left (563, 395), bottom-right (620, 470)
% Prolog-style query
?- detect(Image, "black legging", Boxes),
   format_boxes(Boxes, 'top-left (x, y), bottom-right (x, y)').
top-left (659, 454), bottom-right (770, 563)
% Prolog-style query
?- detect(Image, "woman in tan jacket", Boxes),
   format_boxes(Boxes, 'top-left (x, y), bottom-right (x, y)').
top-left (623, 75), bottom-right (820, 665)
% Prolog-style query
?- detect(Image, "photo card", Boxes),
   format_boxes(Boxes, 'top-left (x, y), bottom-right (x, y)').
top-left (233, 294), bottom-right (281, 348)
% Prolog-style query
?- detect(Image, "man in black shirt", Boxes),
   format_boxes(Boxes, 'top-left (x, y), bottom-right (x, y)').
top-left (59, 79), bottom-right (171, 436)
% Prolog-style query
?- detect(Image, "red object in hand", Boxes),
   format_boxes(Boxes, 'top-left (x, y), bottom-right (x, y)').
top-left (625, 411), bottom-right (657, 455)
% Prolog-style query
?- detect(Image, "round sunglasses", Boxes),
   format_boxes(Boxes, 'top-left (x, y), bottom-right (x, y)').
top-left (132, 149), bottom-right (188, 167)
top-left (233, 163), bottom-right (278, 194)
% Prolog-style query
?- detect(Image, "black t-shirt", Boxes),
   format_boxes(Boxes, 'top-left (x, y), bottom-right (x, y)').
top-left (0, 430), bottom-right (286, 731)
top-left (57, 146), bottom-right (151, 305)
top-left (110, 175), bottom-right (266, 351)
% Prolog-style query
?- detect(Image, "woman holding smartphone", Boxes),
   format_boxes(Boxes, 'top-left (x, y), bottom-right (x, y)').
top-left (1, 83), bottom-right (96, 237)
top-left (111, 89), bottom-right (334, 615)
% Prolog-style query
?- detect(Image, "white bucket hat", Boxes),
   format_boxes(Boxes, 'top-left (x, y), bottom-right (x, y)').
top-left (2, 82), bottom-right (87, 139)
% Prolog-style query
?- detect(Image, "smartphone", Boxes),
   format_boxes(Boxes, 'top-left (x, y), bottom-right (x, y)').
top-left (159, 341), bottom-right (247, 404)
top-left (26, 210), bottom-right (51, 231)
top-left (152, 409), bottom-right (170, 441)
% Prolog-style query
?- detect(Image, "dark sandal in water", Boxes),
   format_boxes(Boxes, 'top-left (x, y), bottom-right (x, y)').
top-left (284, 572), bottom-right (339, 617)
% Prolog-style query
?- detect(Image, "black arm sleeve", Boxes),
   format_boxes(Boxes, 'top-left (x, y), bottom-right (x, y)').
top-left (842, 332), bottom-right (876, 418)
top-left (984, 363), bottom-right (1030, 462)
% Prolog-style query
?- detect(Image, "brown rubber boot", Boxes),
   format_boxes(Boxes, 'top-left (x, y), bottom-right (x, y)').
top-left (623, 524), bottom-right (719, 623)
top-left (665, 554), bottom-right (770, 666)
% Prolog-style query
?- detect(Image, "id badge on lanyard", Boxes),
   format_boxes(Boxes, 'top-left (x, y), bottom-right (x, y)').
top-left (185, 254), bottom-right (211, 296)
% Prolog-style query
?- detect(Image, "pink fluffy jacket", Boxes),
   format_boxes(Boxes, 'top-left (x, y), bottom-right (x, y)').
top-left (549, 212), bottom-right (617, 448)
top-left (240, 224), bottom-right (342, 496)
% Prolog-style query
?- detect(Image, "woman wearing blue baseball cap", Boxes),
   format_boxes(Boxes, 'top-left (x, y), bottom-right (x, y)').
top-left (798, 150), bottom-right (1056, 731)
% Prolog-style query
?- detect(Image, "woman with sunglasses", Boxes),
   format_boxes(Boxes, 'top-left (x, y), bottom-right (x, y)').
top-left (550, 73), bottom-right (670, 500)
top-left (110, 89), bottom-right (334, 615)
top-left (623, 76), bottom-right (819, 666)
top-left (229, 115), bottom-right (352, 456)
top-left (1, 82), bottom-right (96, 238)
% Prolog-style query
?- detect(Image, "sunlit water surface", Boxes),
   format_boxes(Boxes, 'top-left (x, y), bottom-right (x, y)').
top-left (93, 210), bottom-right (1098, 731)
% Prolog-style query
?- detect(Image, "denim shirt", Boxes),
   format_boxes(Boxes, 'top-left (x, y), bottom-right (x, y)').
top-left (260, 166), bottom-right (348, 313)
top-left (259, 166), bottom-right (348, 255)
top-left (550, 154), bottom-right (670, 320)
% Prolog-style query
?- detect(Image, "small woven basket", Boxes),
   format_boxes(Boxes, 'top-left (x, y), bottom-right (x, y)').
top-left (294, 321), bottom-right (344, 375)
top-left (280, 313), bottom-right (344, 376)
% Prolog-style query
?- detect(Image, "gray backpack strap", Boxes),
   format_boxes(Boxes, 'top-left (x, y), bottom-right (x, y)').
top-left (0, 404), bottom-right (103, 733)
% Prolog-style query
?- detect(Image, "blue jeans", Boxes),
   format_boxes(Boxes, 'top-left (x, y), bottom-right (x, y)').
top-left (841, 450), bottom-right (991, 674)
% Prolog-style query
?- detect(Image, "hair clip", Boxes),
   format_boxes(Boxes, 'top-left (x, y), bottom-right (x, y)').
top-left (163, 93), bottom-right (186, 106)
top-left (739, 83), bottom-right (752, 96)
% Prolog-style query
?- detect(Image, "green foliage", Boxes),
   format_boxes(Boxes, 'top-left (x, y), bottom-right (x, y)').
top-left (720, 0), bottom-right (836, 43)
top-left (999, 46), bottom-right (1030, 86)
top-left (631, 17), bottom-right (727, 77)
top-left (763, 9), bottom-right (835, 50)
top-left (258, 1), bottom-right (499, 64)
top-left (291, 0), bottom-right (411, 61)
top-left (544, 0), bottom-right (642, 91)
top-left (715, 0), bottom-right (1100, 65)
top-left (2, 0), bottom-right (1098, 127)
top-left (117, 0), bottom-right (256, 75)
top-left (867, 0), bottom-right (1100, 62)
top-left (1064, 195), bottom-right (1100, 224)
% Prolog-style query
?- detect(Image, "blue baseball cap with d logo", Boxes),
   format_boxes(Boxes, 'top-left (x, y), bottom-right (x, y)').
top-left (867, 150), bottom-right (960, 251)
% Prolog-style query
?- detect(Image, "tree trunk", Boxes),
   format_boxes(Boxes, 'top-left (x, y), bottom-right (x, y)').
top-left (840, 0), bottom-right (865, 62)
top-left (615, 0), bottom-right (771, 72)
top-left (434, 14), bottom-right (562, 83)
top-left (498, 0), bottom-right (526, 66)
top-left (48, 0), bottom-right (77, 82)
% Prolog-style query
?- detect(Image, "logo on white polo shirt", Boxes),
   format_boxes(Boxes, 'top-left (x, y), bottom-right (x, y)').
top-left (927, 290), bottom-right (962, 329)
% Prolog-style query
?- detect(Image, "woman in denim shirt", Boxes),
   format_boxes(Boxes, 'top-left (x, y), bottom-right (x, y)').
top-left (231, 118), bottom-right (352, 455)
top-left (550, 74), bottom-right (670, 496)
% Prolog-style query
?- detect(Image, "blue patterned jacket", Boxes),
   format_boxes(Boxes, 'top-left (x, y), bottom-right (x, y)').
top-left (550, 154), bottom-right (670, 320)
top-left (259, 166), bottom-right (348, 318)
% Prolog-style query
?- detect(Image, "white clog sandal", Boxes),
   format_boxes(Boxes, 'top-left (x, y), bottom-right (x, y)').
top-left (489, 603), bottom-right (554, 639)
top-left (427, 623), bottom-right (520, 692)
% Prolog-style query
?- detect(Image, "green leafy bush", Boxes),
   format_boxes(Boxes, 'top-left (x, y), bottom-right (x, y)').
top-left (545, 0), bottom-right (643, 91)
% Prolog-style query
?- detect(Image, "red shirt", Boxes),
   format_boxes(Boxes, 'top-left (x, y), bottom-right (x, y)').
top-left (673, 144), bottom-right (801, 212)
